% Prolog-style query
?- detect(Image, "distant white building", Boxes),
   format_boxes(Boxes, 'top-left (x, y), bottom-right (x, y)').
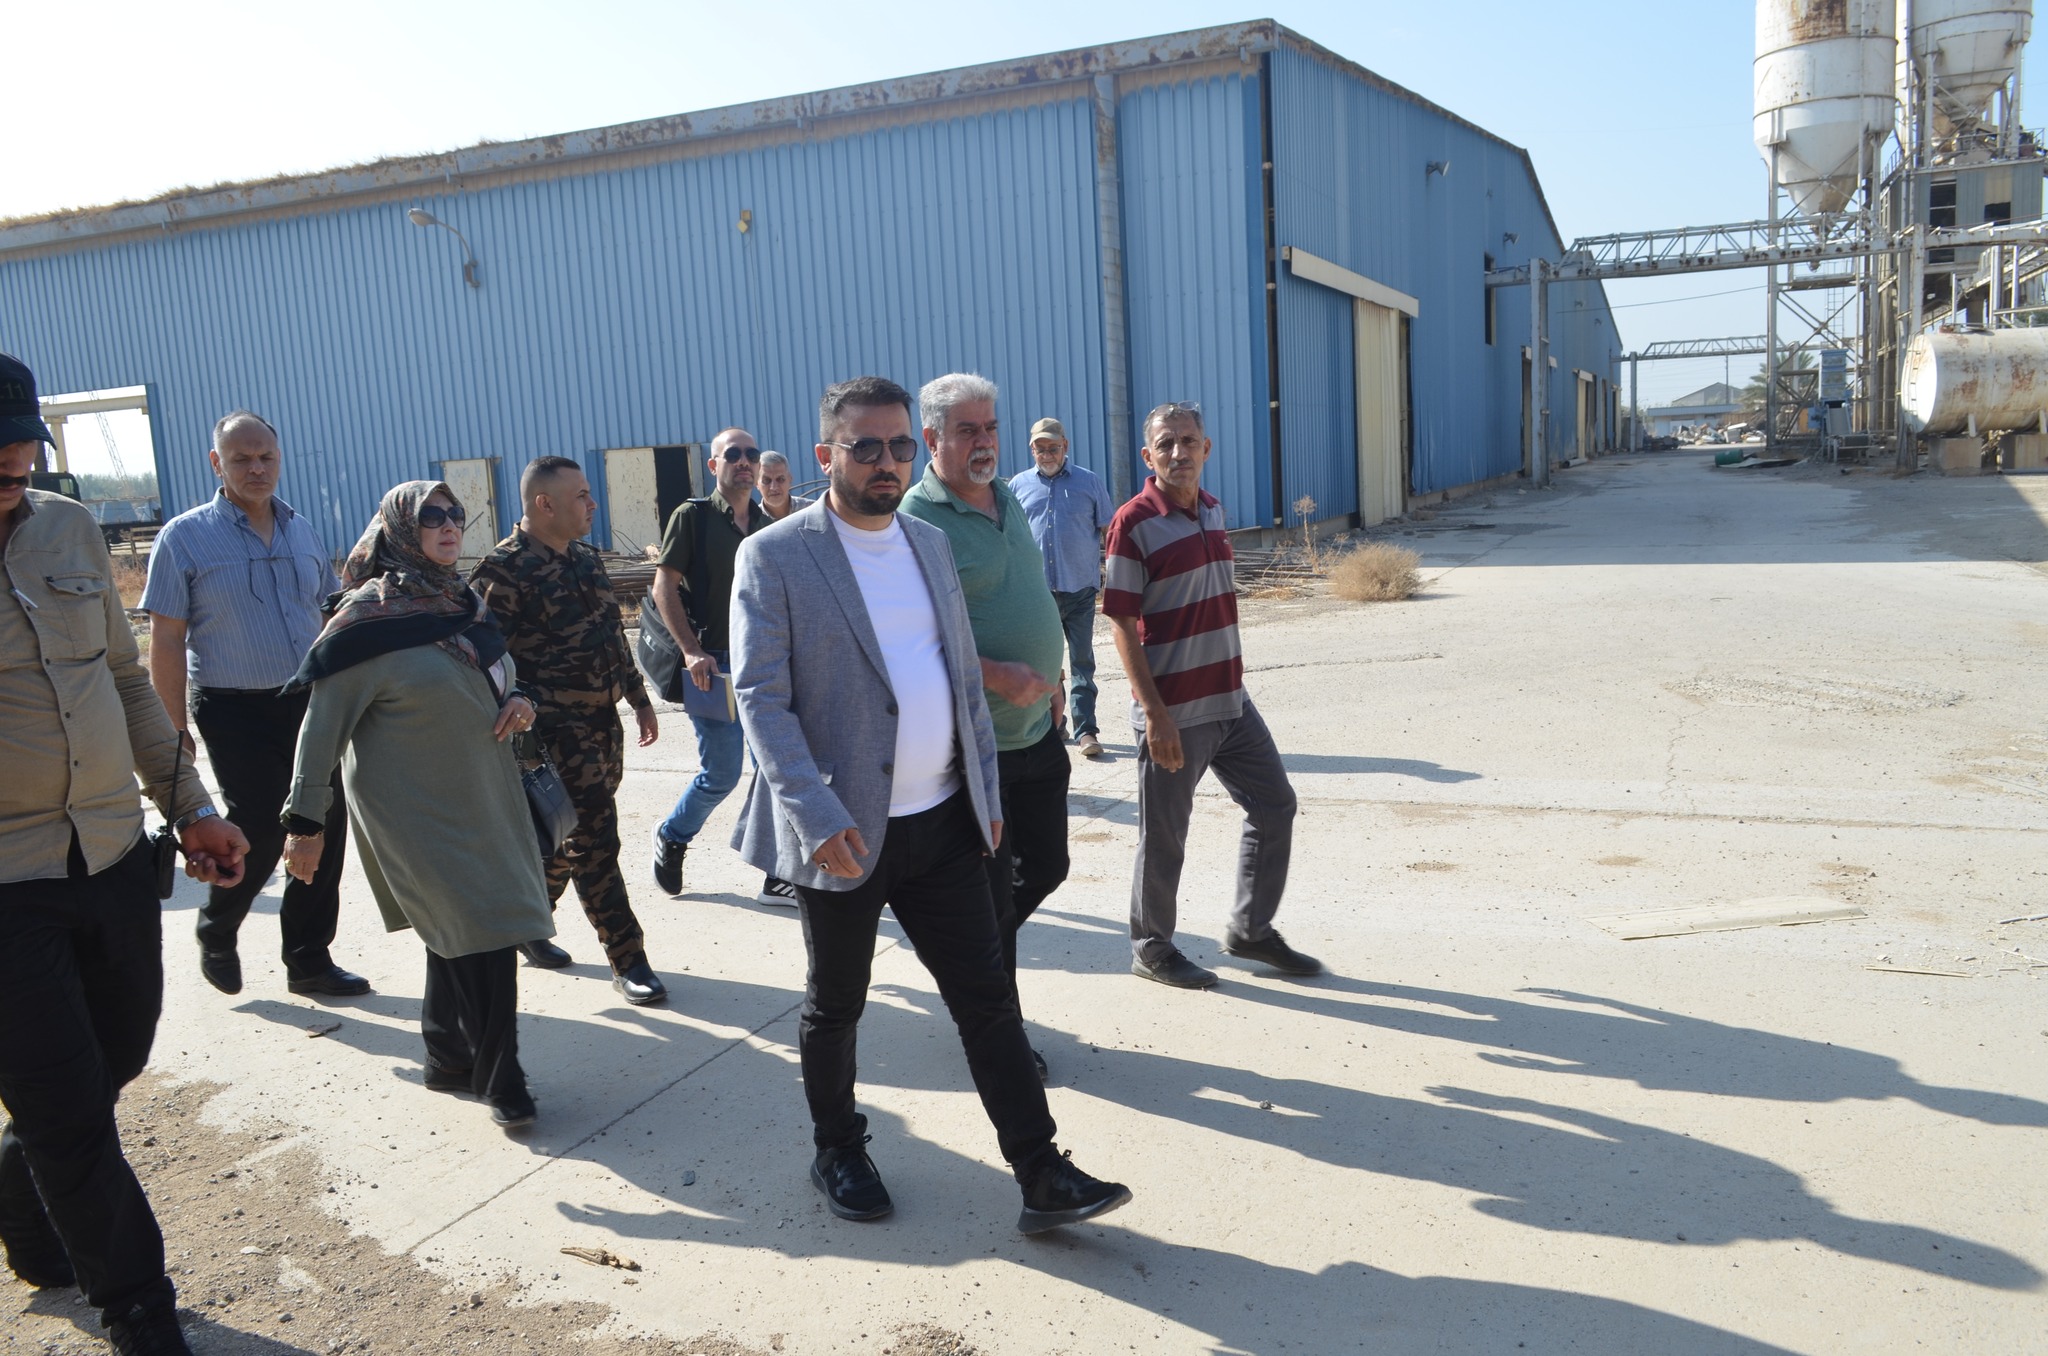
top-left (1647, 382), bottom-right (1744, 437)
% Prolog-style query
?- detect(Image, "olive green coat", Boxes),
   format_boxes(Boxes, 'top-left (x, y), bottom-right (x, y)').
top-left (287, 645), bottom-right (554, 958)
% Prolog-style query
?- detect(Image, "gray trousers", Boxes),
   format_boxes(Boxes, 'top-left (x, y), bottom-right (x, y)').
top-left (1130, 698), bottom-right (1297, 964)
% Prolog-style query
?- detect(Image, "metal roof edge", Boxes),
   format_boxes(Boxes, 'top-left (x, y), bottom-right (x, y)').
top-left (1267, 23), bottom-right (1572, 258)
top-left (0, 19), bottom-right (1283, 256)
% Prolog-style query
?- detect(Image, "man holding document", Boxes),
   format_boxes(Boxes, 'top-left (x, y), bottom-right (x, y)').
top-left (648, 428), bottom-right (792, 903)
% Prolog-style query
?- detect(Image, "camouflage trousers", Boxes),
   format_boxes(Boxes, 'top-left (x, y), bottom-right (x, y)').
top-left (538, 711), bottom-right (647, 974)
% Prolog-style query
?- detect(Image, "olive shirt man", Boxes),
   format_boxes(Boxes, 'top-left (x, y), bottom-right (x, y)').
top-left (471, 527), bottom-right (655, 977)
top-left (652, 492), bottom-right (757, 857)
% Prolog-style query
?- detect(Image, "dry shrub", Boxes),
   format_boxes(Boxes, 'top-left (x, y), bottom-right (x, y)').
top-left (109, 555), bottom-right (149, 608)
top-left (1330, 543), bottom-right (1421, 602)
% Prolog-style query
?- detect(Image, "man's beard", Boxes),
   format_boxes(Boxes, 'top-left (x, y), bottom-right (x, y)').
top-left (966, 454), bottom-right (999, 486)
top-left (833, 463), bottom-right (902, 517)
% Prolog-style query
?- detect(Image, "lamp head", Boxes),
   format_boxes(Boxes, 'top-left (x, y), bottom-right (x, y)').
top-left (407, 208), bottom-right (439, 228)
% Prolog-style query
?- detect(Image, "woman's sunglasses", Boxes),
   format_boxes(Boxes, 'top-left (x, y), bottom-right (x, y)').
top-left (418, 504), bottom-right (468, 529)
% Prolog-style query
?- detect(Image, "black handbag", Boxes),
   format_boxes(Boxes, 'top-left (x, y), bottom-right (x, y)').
top-left (515, 730), bottom-right (579, 857)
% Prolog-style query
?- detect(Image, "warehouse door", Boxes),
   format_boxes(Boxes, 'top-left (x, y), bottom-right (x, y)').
top-left (440, 457), bottom-right (498, 564)
top-left (605, 445), bottom-right (700, 555)
top-left (1575, 372), bottom-right (1596, 460)
top-left (1354, 297), bottom-right (1408, 525)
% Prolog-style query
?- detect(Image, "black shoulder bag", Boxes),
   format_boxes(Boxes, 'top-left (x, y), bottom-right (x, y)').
top-left (150, 744), bottom-right (190, 899)
top-left (634, 497), bottom-right (713, 704)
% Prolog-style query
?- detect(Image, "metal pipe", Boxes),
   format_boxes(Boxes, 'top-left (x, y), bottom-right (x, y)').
top-left (1090, 73), bottom-right (1134, 503)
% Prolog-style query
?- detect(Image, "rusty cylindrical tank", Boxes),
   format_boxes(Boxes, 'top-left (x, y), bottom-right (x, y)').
top-left (1901, 328), bottom-right (2048, 434)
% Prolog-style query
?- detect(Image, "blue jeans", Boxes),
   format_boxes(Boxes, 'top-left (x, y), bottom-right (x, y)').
top-left (1053, 588), bottom-right (1101, 737)
top-left (658, 650), bottom-right (747, 848)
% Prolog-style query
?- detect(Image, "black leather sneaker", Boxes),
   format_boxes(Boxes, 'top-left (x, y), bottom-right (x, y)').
top-left (103, 1299), bottom-right (192, 1355)
top-left (1017, 1149), bottom-right (1132, 1234)
top-left (757, 876), bottom-right (799, 907)
top-left (1131, 950), bottom-right (1218, 989)
top-left (1, 1208), bottom-right (74, 1289)
top-left (287, 965), bottom-right (372, 997)
top-left (519, 939), bottom-right (572, 969)
top-left (613, 960), bottom-right (668, 1006)
top-left (490, 1089), bottom-right (537, 1130)
top-left (422, 1064), bottom-right (472, 1096)
top-left (811, 1137), bottom-right (893, 1221)
top-left (1222, 930), bottom-right (1324, 976)
top-left (198, 948), bottom-right (242, 995)
top-left (652, 832), bottom-right (687, 896)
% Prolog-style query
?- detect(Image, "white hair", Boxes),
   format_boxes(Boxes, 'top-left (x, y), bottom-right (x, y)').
top-left (758, 449), bottom-right (790, 470)
top-left (918, 372), bottom-right (999, 434)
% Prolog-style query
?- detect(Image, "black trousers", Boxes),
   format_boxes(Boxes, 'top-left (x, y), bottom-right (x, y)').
top-left (985, 723), bottom-right (1073, 981)
top-left (192, 687), bottom-right (346, 977)
top-left (794, 792), bottom-right (1056, 1178)
top-left (0, 835), bottom-right (173, 1318)
top-left (420, 947), bottom-right (525, 1101)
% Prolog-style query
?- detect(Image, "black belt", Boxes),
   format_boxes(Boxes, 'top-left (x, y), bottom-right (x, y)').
top-left (195, 685), bottom-right (289, 697)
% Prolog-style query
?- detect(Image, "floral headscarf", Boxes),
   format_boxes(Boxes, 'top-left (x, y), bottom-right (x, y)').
top-left (283, 481), bottom-right (510, 693)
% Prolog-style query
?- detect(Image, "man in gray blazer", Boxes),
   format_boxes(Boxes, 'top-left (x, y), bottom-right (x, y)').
top-left (729, 375), bottom-right (1129, 1235)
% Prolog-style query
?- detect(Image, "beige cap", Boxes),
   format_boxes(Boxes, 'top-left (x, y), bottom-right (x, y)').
top-left (1029, 417), bottom-right (1068, 443)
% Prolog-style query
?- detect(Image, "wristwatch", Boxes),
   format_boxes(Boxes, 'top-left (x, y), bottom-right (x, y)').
top-left (174, 806), bottom-right (219, 833)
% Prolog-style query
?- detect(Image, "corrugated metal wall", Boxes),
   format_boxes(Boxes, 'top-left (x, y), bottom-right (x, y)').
top-left (0, 93), bottom-right (1112, 552)
top-left (1115, 64), bottom-right (1272, 526)
top-left (1, 37), bottom-right (1615, 543)
top-left (1267, 42), bottom-right (1620, 508)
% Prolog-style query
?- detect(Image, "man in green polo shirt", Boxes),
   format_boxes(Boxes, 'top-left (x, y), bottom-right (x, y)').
top-left (901, 373), bottom-right (1067, 1082)
top-left (651, 427), bottom-right (792, 904)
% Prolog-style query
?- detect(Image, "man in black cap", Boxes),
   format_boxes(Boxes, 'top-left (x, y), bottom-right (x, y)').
top-left (0, 352), bottom-right (252, 1354)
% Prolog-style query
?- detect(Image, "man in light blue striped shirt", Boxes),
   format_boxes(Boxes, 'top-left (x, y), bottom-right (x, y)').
top-left (144, 411), bottom-right (370, 999)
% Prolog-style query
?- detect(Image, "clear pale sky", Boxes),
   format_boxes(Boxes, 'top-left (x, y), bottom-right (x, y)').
top-left (13, 1), bottom-right (2041, 410)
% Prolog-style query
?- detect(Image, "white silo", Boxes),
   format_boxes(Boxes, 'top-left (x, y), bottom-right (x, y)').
top-left (1902, 0), bottom-right (2032, 134)
top-left (1755, 0), bottom-right (1900, 216)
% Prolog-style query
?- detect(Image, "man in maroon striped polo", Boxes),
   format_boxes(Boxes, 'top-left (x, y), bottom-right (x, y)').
top-left (1103, 402), bottom-right (1323, 989)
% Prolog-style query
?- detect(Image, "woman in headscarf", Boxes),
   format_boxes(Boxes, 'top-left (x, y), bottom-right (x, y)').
top-left (278, 480), bottom-right (554, 1130)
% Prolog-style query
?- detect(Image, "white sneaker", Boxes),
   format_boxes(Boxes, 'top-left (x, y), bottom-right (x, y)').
top-left (757, 876), bottom-right (799, 907)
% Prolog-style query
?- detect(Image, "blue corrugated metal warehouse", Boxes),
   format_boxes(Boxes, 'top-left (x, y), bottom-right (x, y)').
top-left (0, 19), bottom-right (1617, 548)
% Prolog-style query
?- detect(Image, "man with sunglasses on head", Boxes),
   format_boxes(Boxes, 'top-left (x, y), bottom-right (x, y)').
top-left (471, 457), bottom-right (667, 1005)
top-left (649, 427), bottom-right (794, 904)
top-left (728, 374), bottom-right (1129, 1234)
top-left (144, 410), bottom-right (370, 1000)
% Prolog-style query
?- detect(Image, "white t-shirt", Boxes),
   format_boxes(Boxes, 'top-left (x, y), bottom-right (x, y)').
top-left (828, 511), bottom-right (963, 815)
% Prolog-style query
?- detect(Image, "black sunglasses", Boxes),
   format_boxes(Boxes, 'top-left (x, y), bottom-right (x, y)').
top-left (721, 446), bottom-right (762, 463)
top-left (825, 437), bottom-right (920, 465)
top-left (418, 504), bottom-right (468, 528)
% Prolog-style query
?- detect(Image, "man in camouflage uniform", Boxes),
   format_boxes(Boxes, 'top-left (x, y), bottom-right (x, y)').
top-left (471, 456), bottom-right (668, 1006)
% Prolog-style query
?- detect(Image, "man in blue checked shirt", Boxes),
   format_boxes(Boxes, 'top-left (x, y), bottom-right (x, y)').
top-left (1009, 417), bottom-right (1118, 759)
top-left (144, 411), bottom-right (371, 999)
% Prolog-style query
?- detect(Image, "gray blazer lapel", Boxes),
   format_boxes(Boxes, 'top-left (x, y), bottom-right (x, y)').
top-left (796, 501), bottom-right (892, 688)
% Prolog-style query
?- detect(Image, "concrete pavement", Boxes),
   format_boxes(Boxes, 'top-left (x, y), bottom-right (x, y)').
top-left (146, 451), bottom-right (2047, 1353)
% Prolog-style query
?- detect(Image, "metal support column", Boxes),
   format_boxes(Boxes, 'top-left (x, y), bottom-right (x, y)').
top-left (1091, 73), bottom-right (1134, 501)
top-left (1765, 147), bottom-right (1780, 448)
top-left (1531, 259), bottom-right (1550, 488)
top-left (1629, 356), bottom-right (1640, 451)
